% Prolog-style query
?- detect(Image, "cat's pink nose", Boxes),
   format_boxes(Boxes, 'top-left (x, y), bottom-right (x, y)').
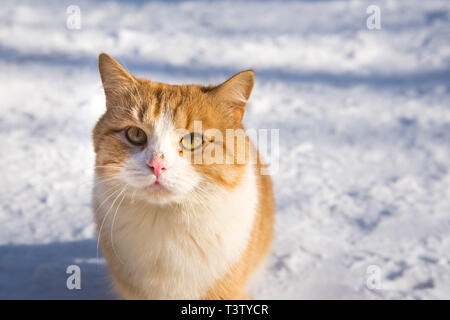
top-left (148, 159), bottom-right (166, 178)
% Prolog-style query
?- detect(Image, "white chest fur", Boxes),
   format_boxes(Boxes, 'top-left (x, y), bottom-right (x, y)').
top-left (93, 163), bottom-right (258, 299)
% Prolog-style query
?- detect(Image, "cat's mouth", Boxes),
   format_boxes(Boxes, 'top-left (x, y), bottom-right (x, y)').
top-left (146, 180), bottom-right (168, 192)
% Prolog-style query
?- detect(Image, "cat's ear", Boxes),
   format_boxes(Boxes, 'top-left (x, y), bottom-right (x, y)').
top-left (98, 53), bottom-right (136, 107)
top-left (209, 70), bottom-right (254, 123)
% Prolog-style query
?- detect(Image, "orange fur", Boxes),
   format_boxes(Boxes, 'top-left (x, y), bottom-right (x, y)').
top-left (92, 53), bottom-right (274, 300)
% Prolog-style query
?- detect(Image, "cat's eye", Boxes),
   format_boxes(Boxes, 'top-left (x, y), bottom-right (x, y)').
top-left (126, 127), bottom-right (147, 145)
top-left (180, 133), bottom-right (203, 151)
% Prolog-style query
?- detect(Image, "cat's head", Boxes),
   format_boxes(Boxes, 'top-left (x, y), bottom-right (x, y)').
top-left (93, 53), bottom-right (254, 204)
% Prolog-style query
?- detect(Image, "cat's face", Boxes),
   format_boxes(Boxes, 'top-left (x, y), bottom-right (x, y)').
top-left (93, 53), bottom-right (254, 204)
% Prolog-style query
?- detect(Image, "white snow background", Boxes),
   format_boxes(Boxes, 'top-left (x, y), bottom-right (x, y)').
top-left (0, 0), bottom-right (449, 299)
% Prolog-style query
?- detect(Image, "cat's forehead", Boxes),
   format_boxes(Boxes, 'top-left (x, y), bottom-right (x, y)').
top-left (128, 81), bottom-right (213, 130)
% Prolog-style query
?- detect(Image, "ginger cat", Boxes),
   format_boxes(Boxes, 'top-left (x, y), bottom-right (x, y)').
top-left (92, 53), bottom-right (274, 299)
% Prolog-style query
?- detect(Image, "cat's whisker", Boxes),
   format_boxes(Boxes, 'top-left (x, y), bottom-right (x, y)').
top-left (78, 175), bottom-right (120, 188)
top-left (130, 81), bottom-right (144, 112)
top-left (96, 185), bottom-right (128, 267)
top-left (94, 165), bottom-right (125, 170)
top-left (94, 184), bottom-right (124, 211)
top-left (110, 184), bottom-right (128, 265)
top-left (103, 105), bottom-right (135, 113)
top-left (131, 187), bottom-right (138, 204)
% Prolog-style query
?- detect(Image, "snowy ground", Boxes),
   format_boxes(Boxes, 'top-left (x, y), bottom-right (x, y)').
top-left (0, 0), bottom-right (449, 299)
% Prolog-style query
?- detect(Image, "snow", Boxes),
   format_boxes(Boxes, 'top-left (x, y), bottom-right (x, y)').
top-left (0, 0), bottom-right (449, 299)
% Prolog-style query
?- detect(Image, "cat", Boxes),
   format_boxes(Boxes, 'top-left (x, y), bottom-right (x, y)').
top-left (92, 53), bottom-right (274, 299)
